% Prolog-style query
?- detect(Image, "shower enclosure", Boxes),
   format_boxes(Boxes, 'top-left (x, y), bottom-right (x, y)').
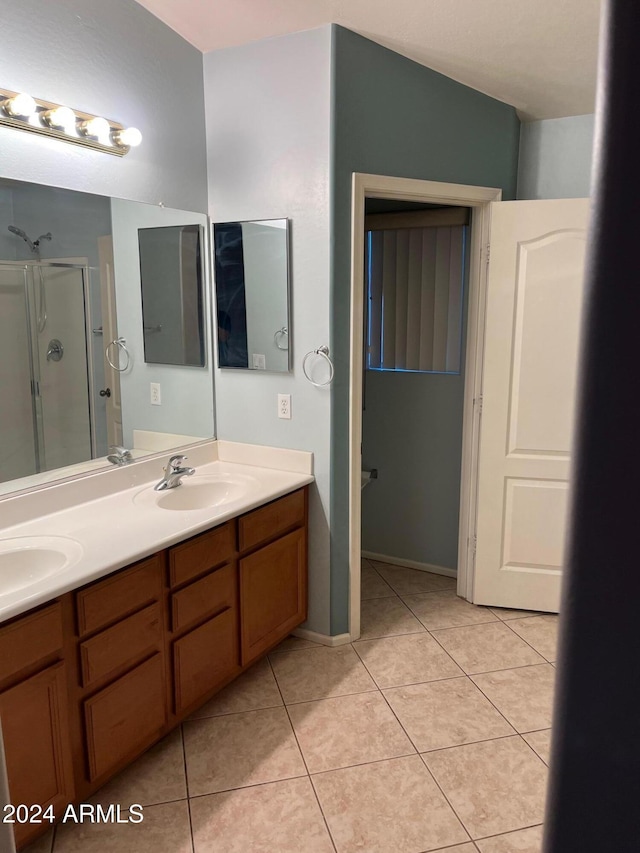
top-left (0, 261), bottom-right (94, 484)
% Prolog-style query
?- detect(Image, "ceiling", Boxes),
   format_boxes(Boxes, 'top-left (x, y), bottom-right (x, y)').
top-left (134, 0), bottom-right (602, 121)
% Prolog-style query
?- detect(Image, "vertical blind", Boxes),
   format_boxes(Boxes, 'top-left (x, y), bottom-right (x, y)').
top-left (366, 224), bottom-right (465, 373)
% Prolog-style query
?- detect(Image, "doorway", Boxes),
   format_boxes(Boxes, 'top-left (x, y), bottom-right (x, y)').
top-left (349, 174), bottom-right (502, 640)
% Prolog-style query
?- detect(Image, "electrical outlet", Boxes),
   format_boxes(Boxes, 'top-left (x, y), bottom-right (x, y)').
top-left (278, 393), bottom-right (291, 419)
top-left (150, 382), bottom-right (161, 406)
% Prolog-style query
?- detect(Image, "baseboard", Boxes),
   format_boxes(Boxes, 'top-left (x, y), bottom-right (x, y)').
top-left (291, 628), bottom-right (352, 647)
top-left (362, 551), bottom-right (457, 579)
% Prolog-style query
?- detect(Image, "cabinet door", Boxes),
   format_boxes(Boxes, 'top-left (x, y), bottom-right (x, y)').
top-left (173, 608), bottom-right (239, 714)
top-left (240, 528), bottom-right (307, 665)
top-left (84, 653), bottom-right (166, 782)
top-left (0, 663), bottom-right (74, 849)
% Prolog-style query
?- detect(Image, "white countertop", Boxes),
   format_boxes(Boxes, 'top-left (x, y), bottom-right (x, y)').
top-left (0, 442), bottom-right (314, 624)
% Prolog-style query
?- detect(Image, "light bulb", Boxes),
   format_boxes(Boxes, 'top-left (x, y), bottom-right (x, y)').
top-left (2, 92), bottom-right (37, 117)
top-left (44, 106), bottom-right (77, 132)
top-left (113, 126), bottom-right (142, 148)
top-left (80, 116), bottom-right (111, 143)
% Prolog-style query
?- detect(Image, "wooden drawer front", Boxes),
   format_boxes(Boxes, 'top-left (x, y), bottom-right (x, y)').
top-left (240, 527), bottom-right (307, 665)
top-left (171, 563), bottom-right (236, 634)
top-left (84, 653), bottom-right (166, 782)
top-left (169, 521), bottom-right (235, 588)
top-left (80, 603), bottom-right (162, 689)
top-left (238, 488), bottom-right (305, 552)
top-left (0, 662), bottom-right (74, 849)
top-left (173, 608), bottom-right (239, 714)
top-left (0, 603), bottom-right (63, 684)
top-left (76, 555), bottom-right (162, 637)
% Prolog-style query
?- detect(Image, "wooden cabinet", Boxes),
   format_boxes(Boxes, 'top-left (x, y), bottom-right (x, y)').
top-left (240, 528), bottom-right (307, 665)
top-left (0, 485), bottom-right (308, 850)
top-left (0, 602), bottom-right (73, 849)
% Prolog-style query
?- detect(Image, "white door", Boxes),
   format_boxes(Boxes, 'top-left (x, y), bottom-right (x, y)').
top-left (98, 236), bottom-right (123, 448)
top-left (472, 198), bottom-right (590, 612)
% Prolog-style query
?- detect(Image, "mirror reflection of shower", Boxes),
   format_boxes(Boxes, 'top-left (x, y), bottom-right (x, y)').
top-left (8, 225), bottom-right (53, 332)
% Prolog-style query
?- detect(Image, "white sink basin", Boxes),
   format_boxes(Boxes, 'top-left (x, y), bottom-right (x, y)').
top-left (134, 473), bottom-right (259, 512)
top-left (0, 536), bottom-right (84, 596)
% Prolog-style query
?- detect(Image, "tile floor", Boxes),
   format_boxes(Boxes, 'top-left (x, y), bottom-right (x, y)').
top-left (26, 560), bottom-right (558, 853)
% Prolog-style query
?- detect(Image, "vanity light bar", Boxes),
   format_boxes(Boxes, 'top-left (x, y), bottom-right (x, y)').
top-left (0, 88), bottom-right (142, 157)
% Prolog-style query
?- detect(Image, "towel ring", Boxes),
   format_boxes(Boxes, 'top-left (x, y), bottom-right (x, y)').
top-left (274, 326), bottom-right (289, 350)
top-left (302, 345), bottom-right (334, 387)
top-left (106, 337), bottom-right (131, 372)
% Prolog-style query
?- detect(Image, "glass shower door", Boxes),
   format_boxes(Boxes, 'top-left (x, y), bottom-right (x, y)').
top-left (0, 263), bottom-right (39, 483)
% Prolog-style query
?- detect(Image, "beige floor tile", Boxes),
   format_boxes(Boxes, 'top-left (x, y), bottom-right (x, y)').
top-left (353, 632), bottom-right (463, 688)
top-left (89, 728), bottom-right (186, 808)
top-left (384, 678), bottom-right (515, 752)
top-left (24, 829), bottom-right (54, 853)
top-left (189, 657), bottom-right (282, 719)
top-left (489, 607), bottom-right (543, 622)
top-left (190, 777), bottom-right (334, 853)
top-left (270, 644), bottom-right (376, 703)
top-left (404, 590), bottom-right (498, 630)
top-left (507, 616), bottom-right (559, 662)
top-left (430, 846), bottom-right (478, 853)
top-left (373, 563), bottom-right (456, 595)
top-left (360, 596), bottom-right (426, 640)
top-left (312, 755), bottom-right (469, 853)
top-left (361, 565), bottom-right (397, 600)
top-left (183, 706), bottom-right (306, 796)
top-left (523, 730), bottom-right (552, 765)
top-left (288, 691), bottom-right (414, 773)
top-left (471, 665), bottom-right (555, 733)
top-left (431, 623), bottom-right (545, 675)
top-left (273, 635), bottom-right (319, 652)
top-left (476, 825), bottom-right (544, 852)
top-left (53, 800), bottom-right (191, 853)
top-left (424, 736), bottom-right (547, 839)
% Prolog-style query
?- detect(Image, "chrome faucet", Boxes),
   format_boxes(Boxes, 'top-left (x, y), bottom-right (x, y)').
top-left (107, 445), bottom-right (133, 466)
top-left (154, 454), bottom-right (195, 491)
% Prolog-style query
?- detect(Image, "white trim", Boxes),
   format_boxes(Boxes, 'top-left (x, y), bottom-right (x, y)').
top-left (349, 173), bottom-right (502, 641)
top-left (361, 551), bottom-right (456, 579)
top-left (292, 628), bottom-right (352, 647)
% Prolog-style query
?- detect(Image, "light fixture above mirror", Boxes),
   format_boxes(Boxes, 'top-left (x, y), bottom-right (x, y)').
top-left (0, 87), bottom-right (141, 156)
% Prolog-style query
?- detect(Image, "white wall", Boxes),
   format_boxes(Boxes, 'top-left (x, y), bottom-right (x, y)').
top-left (518, 115), bottom-right (595, 199)
top-left (204, 27), bottom-right (333, 635)
top-left (110, 199), bottom-right (214, 448)
top-left (0, 0), bottom-right (207, 213)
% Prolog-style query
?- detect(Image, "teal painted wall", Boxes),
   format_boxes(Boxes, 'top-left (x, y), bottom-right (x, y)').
top-left (330, 26), bottom-right (520, 633)
top-left (518, 115), bottom-right (595, 199)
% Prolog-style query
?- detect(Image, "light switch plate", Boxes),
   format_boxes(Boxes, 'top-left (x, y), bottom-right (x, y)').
top-left (252, 353), bottom-right (266, 369)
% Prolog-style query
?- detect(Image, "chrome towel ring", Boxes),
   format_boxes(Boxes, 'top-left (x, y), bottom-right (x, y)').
top-left (274, 326), bottom-right (289, 350)
top-left (302, 345), bottom-right (334, 387)
top-left (106, 337), bottom-right (131, 372)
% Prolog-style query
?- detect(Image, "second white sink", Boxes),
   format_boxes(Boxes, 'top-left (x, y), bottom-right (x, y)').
top-left (0, 536), bottom-right (84, 597)
top-left (135, 473), bottom-right (259, 512)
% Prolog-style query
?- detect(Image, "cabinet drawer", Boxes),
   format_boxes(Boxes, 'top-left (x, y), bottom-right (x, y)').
top-left (240, 527), bottom-right (307, 665)
top-left (80, 603), bottom-right (162, 689)
top-left (76, 555), bottom-right (163, 637)
top-left (171, 563), bottom-right (235, 634)
top-left (0, 662), bottom-right (74, 849)
top-left (0, 603), bottom-right (63, 684)
top-left (238, 489), bottom-right (305, 552)
top-left (173, 608), bottom-right (239, 714)
top-left (84, 653), bottom-right (166, 782)
top-left (169, 522), bottom-right (235, 588)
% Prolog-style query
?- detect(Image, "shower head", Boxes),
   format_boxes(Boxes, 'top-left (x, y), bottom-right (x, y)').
top-left (8, 225), bottom-right (36, 253)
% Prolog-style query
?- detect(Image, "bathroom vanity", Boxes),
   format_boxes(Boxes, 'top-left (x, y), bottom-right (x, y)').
top-left (0, 443), bottom-right (312, 849)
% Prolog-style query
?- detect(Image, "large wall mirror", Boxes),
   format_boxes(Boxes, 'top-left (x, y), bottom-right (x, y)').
top-left (0, 177), bottom-right (214, 498)
top-left (213, 218), bottom-right (291, 372)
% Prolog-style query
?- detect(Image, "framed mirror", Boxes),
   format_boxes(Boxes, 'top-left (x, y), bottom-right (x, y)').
top-left (139, 224), bottom-right (206, 367)
top-left (0, 177), bottom-right (214, 498)
top-left (213, 218), bottom-right (291, 372)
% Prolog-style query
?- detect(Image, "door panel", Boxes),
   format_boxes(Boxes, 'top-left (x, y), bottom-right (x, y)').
top-left (473, 198), bottom-right (590, 612)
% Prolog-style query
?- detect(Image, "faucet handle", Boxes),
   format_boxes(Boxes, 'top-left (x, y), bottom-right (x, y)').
top-left (168, 454), bottom-right (187, 471)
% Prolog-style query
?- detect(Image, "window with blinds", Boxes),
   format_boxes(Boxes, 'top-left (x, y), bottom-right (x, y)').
top-left (365, 215), bottom-right (467, 374)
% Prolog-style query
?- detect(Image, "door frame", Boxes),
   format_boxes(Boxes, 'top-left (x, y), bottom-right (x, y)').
top-left (349, 173), bottom-right (502, 639)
